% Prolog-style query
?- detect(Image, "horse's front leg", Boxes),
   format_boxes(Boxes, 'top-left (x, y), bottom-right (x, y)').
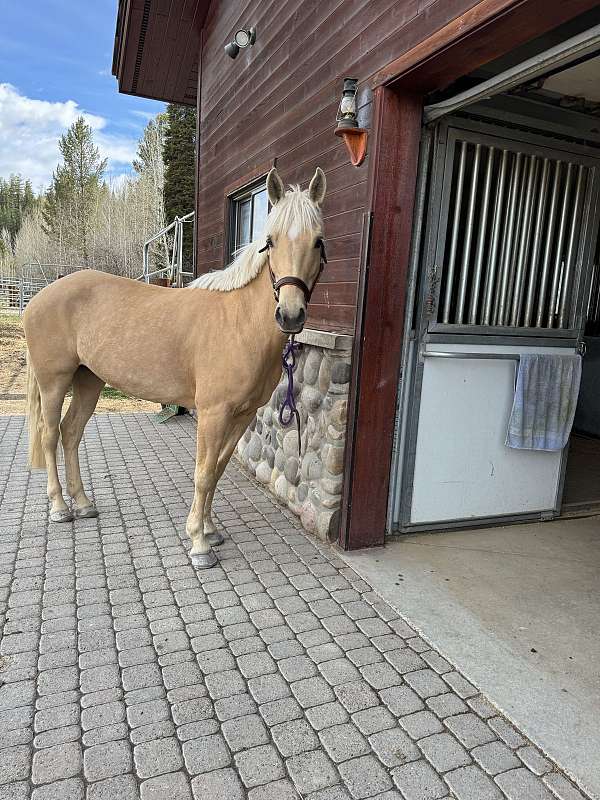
top-left (203, 417), bottom-right (252, 546)
top-left (187, 408), bottom-right (229, 569)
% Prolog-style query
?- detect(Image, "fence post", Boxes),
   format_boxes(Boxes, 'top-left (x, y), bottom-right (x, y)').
top-left (143, 242), bottom-right (149, 284)
top-left (177, 218), bottom-right (184, 287)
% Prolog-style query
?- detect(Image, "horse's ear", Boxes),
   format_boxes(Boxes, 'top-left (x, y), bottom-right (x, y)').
top-left (308, 167), bottom-right (326, 205)
top-left (266, 168), bottom-right (285, 206)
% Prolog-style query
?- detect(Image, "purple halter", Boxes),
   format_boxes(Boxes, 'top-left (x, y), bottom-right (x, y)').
top-left (280, 336), bottom-right (302, 456)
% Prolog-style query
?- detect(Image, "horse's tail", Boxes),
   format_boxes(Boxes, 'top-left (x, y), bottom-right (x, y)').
top-left (26, 352), bottom-right (46, 469)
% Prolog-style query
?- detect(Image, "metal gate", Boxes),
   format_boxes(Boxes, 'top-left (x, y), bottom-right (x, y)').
top-left (389, 117), bottom-right (600, 531)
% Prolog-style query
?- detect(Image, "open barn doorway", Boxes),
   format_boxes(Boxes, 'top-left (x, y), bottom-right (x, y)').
top-left (388, 14), bottom-right (600, 534)
top-left (369, 18), bottom-right (600, 794)
top-left (564, 227), bottom-right (600, 513)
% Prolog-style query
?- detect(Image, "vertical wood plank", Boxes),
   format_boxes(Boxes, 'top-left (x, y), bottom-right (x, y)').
top-left (339, 87), bottom-right (422, 550)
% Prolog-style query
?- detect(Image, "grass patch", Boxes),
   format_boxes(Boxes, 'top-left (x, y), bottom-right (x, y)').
top-left (101, 386), bottom-right (131, 400)
top-left (0, 312), bottom-right (23, 328)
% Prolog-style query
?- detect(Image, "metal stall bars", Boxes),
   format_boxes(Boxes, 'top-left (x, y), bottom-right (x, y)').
top-left (434, 130), bottom-right (594, 335)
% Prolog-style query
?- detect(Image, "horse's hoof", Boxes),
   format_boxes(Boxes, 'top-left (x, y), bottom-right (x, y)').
top-left (74, 505), bottom-right (99, 519)
top-left (191, 550), bottom-right (218, 569)
top-left (207, 531), bottom-right (225, 547)
top-left (49, 509), bottom-right (74, 523)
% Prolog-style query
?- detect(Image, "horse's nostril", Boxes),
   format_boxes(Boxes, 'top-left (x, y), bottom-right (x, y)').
top-left (275, 306), bottom-right (305, 331)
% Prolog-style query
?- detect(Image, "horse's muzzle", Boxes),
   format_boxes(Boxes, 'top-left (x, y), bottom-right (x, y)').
top-left (275, 306), bottom-right (306, 334)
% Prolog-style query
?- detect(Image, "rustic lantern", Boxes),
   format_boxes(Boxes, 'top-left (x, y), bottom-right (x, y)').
top-left (335, 78), bottom-right (368, 166)
top-left (336, 78), bottom-right (359, 128)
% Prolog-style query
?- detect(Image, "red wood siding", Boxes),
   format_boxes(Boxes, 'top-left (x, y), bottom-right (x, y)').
top-left (196, 0), bottom-right (488, 334)
top-left (196, 0), bottom-right (596, 333)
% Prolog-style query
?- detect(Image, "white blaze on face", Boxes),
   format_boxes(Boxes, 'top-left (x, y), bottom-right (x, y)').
top-left (287, 221), bottom-right (301, 240)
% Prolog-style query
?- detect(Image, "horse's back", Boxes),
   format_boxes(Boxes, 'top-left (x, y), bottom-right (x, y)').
top-left (26, 270), bottom-right (137, 312)
top-left (25, 272), bottom-right (144, 369)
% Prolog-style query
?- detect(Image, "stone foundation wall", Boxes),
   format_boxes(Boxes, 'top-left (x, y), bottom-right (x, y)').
top-left (236, 329), bottom-right (352, 541)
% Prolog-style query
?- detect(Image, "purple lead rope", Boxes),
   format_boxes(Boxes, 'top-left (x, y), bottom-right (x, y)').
top-left (280, 336), bottom-right (302, 457)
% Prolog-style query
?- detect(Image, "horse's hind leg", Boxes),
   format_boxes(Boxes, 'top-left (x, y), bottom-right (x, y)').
top-left (38, 374), bottom-right (75, 522)
top-left (60, 367), bottom-right (104, 518)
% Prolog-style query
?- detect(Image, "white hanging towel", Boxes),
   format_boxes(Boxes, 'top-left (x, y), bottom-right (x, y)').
top-left (505, 353), bottom-right (582, 451)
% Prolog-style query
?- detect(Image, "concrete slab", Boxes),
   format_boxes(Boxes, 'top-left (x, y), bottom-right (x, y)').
top-left (343, 519), bottom-right (600, 799)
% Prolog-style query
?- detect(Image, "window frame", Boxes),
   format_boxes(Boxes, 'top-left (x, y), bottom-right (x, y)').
top-left (226, 178), bottom-right (269, 265)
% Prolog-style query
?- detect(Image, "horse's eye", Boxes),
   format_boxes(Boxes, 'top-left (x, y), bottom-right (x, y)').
top-left (314, 238), bottom-right (322, 249)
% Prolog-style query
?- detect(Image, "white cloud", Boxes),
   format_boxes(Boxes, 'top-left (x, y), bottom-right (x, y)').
top-left (130, 109), bottom-right (155, 120)
top-left (0, 83), bottom-right (137, 191)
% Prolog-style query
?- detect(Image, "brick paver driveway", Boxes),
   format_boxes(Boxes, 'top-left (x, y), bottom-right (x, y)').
top-left (0, 414), bottom-right (588, 799)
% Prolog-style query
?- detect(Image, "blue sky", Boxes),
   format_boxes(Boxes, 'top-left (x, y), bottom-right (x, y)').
top-left (0, 0), bottom-right (164, 190)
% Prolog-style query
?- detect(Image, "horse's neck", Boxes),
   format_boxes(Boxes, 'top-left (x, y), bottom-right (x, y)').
top-left (239, 261), bottom-right (288, 360)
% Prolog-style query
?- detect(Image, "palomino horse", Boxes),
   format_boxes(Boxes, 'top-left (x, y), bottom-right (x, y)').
top-left (24, 167), bottom-right (326, 568)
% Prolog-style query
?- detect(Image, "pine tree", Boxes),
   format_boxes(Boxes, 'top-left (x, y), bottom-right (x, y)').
top-left (42, 116), bottom-right (107, 264)
top-left (0, 174), bottom-right (38, 256)
top-left (163, 104), bottom-right (197, 267)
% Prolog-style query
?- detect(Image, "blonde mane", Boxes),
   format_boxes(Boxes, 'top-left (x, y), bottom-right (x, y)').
top-left (190, 186), bottom-right (323, 292)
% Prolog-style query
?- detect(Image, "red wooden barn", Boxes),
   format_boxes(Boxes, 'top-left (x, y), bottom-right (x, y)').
top-left (113, 0), bottom-right (600, 549)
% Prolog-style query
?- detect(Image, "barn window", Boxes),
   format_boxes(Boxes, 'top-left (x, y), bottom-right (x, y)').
top-left (228, 179), bottom-right (269, 263)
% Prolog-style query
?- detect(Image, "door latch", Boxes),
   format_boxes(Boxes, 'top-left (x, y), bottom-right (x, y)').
top-left (576, 340), bottom-right (587, 357)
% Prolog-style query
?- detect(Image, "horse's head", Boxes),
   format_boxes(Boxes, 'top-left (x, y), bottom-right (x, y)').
top-left (261, 167), bottom-right (327, 335)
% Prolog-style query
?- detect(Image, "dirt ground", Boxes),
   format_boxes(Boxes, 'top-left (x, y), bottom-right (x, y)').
top-left (0, 311), bottom-right (160, 415)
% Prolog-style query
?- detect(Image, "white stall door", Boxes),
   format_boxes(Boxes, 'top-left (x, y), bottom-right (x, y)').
top-left (410, 345), bottom-right (567, 525)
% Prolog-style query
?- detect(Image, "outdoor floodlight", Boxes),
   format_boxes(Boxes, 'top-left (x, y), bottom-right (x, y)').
top-left (225, 27), bottom-right (257, 59)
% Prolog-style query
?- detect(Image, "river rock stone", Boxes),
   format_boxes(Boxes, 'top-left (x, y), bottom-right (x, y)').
top-left (282, 430), bottom-right (299, 457)
top-left (329, 399), bottom-right (347, 429)
top-left (303, 349), bottom-right (321, 385)
top-left (321, 472), bottom-right (343, 495)
top-left (263, 445), bottom-right (275, 468)
top-left (256, 461), bottom-right (272, 485)
top-left (235, 338), bottom-right (351, 541)
top-left (297, 482), bottom-right (308, 503)
top-left (274, 448), bottom-right (286, 471)
top-left (327, 425), bottom-right (344, 442)
top-left (318, 357), bottom-right (332, 394)
top-left (301, 451), bottom-right (321, 482)
top-left (317, 509), bottom-right (339, 540)
top-left (275, 474), bottom-right (289, 500)
top-left (332, 360), bottom-right (351, 384)
top-left (247, 432), bottom-right (263, 462)
top-left (284, 457), bottom-right (299, 485)
top-left (324, 444), bottom-right (344, 476)
top-left (301, 502), bottom-right (318, 533)
top-left (300, 386), bottom-right (322, 414)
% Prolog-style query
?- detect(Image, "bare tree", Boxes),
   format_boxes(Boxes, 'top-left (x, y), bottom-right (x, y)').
top-left (3, 114), bottom-right (170, 282)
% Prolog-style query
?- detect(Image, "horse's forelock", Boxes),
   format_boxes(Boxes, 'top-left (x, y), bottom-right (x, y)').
top-left (265, 187), bottom-right (323, 240)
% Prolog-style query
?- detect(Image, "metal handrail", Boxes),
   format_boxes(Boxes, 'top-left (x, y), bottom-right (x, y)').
top-left (138, 211), bottom-right (195, 287)
top-left (422, 350), bottom-right (521, 361)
